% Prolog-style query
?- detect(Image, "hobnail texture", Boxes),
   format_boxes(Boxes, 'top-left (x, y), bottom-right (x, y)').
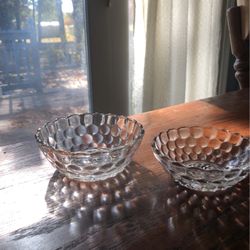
top-left (35, 113), bottom-right (144, 181)
top-left (152, 126), bottom-right (249, 192)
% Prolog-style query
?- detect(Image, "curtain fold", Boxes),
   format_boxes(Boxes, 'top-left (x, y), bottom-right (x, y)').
top-left (131, 0), bottom-right (225, 114)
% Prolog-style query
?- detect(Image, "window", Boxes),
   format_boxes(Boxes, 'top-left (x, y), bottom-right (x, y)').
top-left (0, 0), bottom-right (89, 146)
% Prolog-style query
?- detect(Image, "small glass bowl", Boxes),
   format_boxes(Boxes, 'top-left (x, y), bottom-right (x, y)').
top-left (35, 113), bottom-right (144, 181)
top-left (152, 126), bottom-right (249, 192)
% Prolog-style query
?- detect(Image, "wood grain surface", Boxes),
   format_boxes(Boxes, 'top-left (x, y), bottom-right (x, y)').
top-left (0, 90), bottom-right (249, 250)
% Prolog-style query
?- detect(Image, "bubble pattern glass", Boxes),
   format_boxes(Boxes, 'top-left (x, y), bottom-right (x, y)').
top-left (152, 126), bottom-right (249, 192)
top-left (35, 113), bottom-right (144, 181)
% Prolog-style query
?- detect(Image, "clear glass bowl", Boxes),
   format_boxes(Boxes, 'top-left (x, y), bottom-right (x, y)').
top-left (152, 126), bottom-right (249, 192)
top-left (35, 113), bottom-right (144, 181)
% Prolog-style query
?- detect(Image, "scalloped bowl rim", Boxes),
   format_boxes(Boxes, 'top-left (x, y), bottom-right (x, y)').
top-left (35, 112), bottom-right (145, 155)
top-left (151, 126), bottom-right (249, 164)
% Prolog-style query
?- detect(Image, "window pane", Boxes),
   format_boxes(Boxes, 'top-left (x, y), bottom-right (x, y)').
top-left (0, 0), bottom-right (89, 146)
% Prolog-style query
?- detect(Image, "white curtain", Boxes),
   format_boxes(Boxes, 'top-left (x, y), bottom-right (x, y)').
top-left (130, 0), bottom-right (225, 114)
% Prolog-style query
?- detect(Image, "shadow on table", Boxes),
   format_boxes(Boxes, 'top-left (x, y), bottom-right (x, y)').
top-left (201, 90), bottom-right (249, 117)
top-left (6, 160), bottom-right (249, 249)
top-left (7, 161), bottom-right (163, 246)
top-left (130, 177), bottom-right (249, 250)
top-left (45, 161), bottom-right (163, 225)
top-left (158, 177), bottom-right (249, 250)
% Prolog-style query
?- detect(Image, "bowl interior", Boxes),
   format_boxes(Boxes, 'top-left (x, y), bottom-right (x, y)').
top-left (36, 113), bottom-right (143, 152)
top-left (153, 127), bottom-right (249, 166)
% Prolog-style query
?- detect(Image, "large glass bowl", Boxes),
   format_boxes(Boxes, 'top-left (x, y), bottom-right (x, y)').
top-left (35, 113), bottom-right (144, 181)
top-left (152, 126), bottom-right (249, 192)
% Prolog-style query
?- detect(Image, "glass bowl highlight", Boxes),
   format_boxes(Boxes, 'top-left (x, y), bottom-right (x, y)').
top-left (152, 126), bottom-right (249, 192)
top-left (35, 113), bottom-right (144, 181)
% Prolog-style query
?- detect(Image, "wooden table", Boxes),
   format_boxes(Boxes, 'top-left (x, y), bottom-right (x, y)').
top-left (0, 90), bottom-right (249, 250)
